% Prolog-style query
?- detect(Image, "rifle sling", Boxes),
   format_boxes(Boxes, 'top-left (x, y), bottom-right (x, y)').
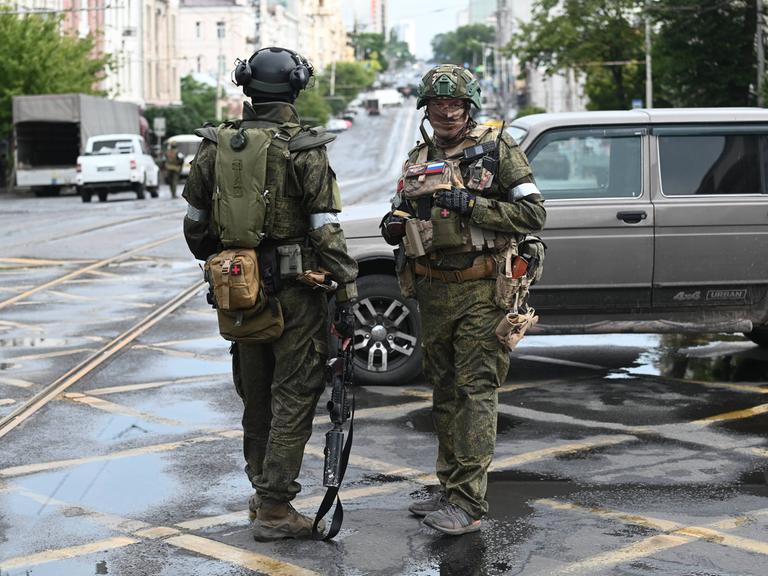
top-left (312, 394), bottom-right (355, 541)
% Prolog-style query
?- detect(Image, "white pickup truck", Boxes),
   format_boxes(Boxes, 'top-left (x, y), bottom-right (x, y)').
top-left (76, 134), bottom-right (160, 202)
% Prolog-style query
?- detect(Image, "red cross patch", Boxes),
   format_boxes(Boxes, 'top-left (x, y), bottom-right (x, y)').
top-left (230, 263), bottom-right (242, 276)
top-left (440, 208), bottom-right (450, 218)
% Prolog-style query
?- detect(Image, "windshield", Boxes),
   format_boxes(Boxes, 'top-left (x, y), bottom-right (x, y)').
top-left (505, 126), bottom-right (528, 145)
top-left (92, 140), bottom-right (133, 154)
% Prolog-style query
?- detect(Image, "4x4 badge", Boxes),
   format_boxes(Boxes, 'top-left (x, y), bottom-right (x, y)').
top-left (673, 291), bottom-right (701, 302)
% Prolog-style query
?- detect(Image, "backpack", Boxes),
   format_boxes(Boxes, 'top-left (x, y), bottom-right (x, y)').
top-left (212, 122), bottom-right (303, 248)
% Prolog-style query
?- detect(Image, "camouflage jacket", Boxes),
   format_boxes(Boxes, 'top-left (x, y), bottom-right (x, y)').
top-left (396, 124), bottom-right (547, 269)
top-left (182, 101), bottom-right (358, 299)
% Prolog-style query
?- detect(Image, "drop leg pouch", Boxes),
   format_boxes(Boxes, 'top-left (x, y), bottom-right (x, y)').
top-left (217, 298), bottom-right (284, 343)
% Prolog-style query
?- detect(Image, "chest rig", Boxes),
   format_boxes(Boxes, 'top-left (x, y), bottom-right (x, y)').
top-left (397, 125), bottom-right (516, 259)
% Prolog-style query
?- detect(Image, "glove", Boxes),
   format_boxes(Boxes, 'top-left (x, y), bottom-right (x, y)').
top-left (380, 212), bottom-right (407, 245)
top-left (434, 188), bottom-right (476, 216)
top-left (333, 300), bottom-right (357, 338)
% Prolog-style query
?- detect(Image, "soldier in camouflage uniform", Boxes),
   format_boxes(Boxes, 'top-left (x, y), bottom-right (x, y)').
top-left (183, 47), bottom-right (358, 541)
top-left (381, 65), bottom-right (546, 535)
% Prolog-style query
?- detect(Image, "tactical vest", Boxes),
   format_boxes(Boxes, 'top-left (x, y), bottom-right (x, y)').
top-left (398, 125), bottom-right (516, 258)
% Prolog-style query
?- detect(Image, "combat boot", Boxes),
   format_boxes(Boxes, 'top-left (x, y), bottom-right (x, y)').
top-left (422, 503), bottom-right (481, 535)
top-left (408, 490), bottom-right (448, 517)
top-left (248, 493), bottom-right (261, 521)
top-left (251, 501), bottom-right (326, 541)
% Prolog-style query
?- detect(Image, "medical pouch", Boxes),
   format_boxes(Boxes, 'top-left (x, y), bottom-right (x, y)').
top-left (205, 249), bottom-right (261, 311)
top-left (430, 205), bottom-right (464, 249)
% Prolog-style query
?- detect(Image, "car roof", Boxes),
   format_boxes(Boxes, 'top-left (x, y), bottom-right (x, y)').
top-left (511, 108), bottom-right (768, 133)
top-left (167, 134), bottom-right (203, 142)
top-left (91, 133), bottom-right (140, 140)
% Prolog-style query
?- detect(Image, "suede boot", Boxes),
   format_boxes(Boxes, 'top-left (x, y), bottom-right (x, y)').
top-left (251, 501), bottom-right (325, 541)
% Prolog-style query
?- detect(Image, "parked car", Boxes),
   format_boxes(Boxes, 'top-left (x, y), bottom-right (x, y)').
top-left (76, 134), bottom-right (159, 202)
top-left (165, 134), bottom-right (203, 178)
top-left (325, 118), bottom-right (349, 133)
top-left (340, 108), bottom-right (768, 385)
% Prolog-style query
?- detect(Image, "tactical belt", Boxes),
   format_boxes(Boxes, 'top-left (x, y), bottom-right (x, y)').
top-left (414, 255), bottom-right (495, 283)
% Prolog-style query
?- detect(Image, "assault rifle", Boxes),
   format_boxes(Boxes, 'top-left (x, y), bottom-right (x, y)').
top-left (312, 309), bottom-right (355, 540)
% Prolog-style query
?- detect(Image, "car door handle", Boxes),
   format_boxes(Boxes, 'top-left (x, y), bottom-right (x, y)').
top-left (617, 211), bottom-right (647, 224)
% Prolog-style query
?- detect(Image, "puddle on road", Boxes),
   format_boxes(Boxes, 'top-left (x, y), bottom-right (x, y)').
top-left (605, 333), bottom-right (768, 383)
top-left (0, 362), bottom-right (17, 371)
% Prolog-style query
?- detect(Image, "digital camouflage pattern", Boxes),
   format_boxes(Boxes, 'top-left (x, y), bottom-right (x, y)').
top-left (183, 101), bottom-right (358, 504)
top-left (395, 85), bottom-right (546, 519)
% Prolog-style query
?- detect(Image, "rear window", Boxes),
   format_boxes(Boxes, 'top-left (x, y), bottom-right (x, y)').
top-left (658, 133), bottom-right (766, 196)
top-left (93, 140), bottom-right (133, 154)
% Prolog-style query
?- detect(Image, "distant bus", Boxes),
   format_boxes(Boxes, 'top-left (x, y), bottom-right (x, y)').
top-left (165, 134), bottom-right (202, 177)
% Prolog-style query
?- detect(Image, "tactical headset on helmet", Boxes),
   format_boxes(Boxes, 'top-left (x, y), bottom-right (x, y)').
top-left (232, 46), bottom-right (313, 101)
top-left (416, 64), bottom-right (482, 110)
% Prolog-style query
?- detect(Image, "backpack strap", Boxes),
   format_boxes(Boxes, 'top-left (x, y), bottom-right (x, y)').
top-left (289, 126), bottom-right (336, 152)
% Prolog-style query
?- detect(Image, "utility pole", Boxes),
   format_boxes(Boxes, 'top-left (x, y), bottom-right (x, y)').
top-left (645, 0), bottom-right (653, 108)
top-left (330, 60), bottom-right (336, 97)
top-left (758, 0), bottom-right (765, 106)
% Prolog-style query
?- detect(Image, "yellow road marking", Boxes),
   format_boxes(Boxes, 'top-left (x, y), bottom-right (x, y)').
top-left (132, 343), bottom-right (227, 361)
top-left (515, 354), bottom-right (608, 370)
top-left (0, 377), bottom-right (35, 388)
top-left (491, 435), bottom-right (638, 470)
top-left (0, 319), bottom-right (45, 332)
top-left (0, 433), bottom-right (227, 478)
top-left (304, 444), bottom-right (428, 478)
top-left (63, 393), bottom-right (186, 427)
top-left (0, 257), bottom-right (94, 266)
top-left (0, 234), bottom-right (177, 311)
top-left (133, 526), bottom-right (181, 539)
top-left (10, 348), bottom-right (95, 361)
top-left (0, 399), bottom-right (15, 406)
top-left (692, 402), bottom-right (768, 425)
top-left (675, 379), bottom-right (768, 395)
top-left (0, 536), bottom-right (139, 571)
top-left (86, 374), bottom-right (230, 396)
top-left (536, 499), bottom-right (768, 574)
top-left (166, 534), bottom-right (321, 576)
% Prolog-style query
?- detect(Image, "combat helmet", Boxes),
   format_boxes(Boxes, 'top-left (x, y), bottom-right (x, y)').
top-left (416, 64), bottom-right (481, 110)
top-left (232, 46), bottom-right (313, 102)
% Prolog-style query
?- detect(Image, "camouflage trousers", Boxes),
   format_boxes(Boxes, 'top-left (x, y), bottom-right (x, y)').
top-left (231, 284), bottom-right (328, 503)
top-left (415, 277), bottom-right (509, 519)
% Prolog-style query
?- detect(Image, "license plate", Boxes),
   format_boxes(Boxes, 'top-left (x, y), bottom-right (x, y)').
top-left (97, 166), bottom-right (115, 172)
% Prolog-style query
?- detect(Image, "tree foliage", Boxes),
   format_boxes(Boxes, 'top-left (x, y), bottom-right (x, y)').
top-left (651, 0), bottom-right (757, 107)
top-left (294, 86), bottom-right (331, 126)
top-left (143, 76), bottom-right (216, 138)
top-left (431, 24), bottom-right (495, 70)
top-left (386, 30), bottom-right (416, 69)
top-left (0, 8), bottom-right (109, 140)
top-left (350, 32), bottom-right (388, 71)
top-left (508, 0), bottom-right (644, 110)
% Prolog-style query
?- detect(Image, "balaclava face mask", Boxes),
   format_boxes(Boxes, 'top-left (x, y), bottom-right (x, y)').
top-left (427, 99), bottom-right (469, 148)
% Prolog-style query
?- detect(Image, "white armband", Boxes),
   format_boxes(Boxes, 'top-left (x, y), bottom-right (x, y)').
top-left (510, 182), bottom-right (541, 201)
top-left (309, 212), bottom-right (340, 230)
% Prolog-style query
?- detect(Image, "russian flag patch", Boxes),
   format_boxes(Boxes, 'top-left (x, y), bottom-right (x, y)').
top-left (425, 162), bottom-right (445, 174)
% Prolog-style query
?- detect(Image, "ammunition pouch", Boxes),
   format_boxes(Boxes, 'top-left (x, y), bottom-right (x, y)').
top-left (276, 243), bottom-right (303, 279)
top-left (403, 218), bottom-right (432, 257)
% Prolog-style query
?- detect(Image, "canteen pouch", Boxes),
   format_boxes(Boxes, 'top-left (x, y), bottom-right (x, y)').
top-left (494, 309), bottom-right (538, 351)
top-left (205, 249), bottom-right (260, 311)
top-left (430, 205), bottom-right (464, 249)
top-left (276, 244), bottom-right (303, 279)
top-left (217, 299), bottom-right (284, 343)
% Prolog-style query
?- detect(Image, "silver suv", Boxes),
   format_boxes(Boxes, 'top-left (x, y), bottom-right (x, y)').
top-left (341, 108), bottom-right (768, 385)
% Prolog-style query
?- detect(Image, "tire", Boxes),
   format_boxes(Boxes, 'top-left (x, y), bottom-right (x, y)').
top-left (81, 191), bottom-right (92, 203)
top-left (332, 274), bottom-right (422, 386)
top-left (33, 186), bottom-right (60, 197)
top-left (745, 326), bottom-right (768, 347)
top-left (97, 190), bottom-right (108, 202)
top-left (148, 186), bottom-right (159, 198)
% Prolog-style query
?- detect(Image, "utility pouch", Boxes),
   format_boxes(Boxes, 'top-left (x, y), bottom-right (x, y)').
top-left (495, 309), bottom-right (538, 351)
top-left (493, 243), bottom-right (531, 310)
top-left (217, 298), bottom-right (284, 343)
top-left (394, 246), bottom-right (416, 298)
top-left (519, 235), bottom-right (547, 285)
top-left (276, 244), bottom-right (303, 279)
top-left (430, 205), bottom-right (464, 249)
top-left (403, 218), bottom-right (429, 258)
top-left (204, 249), bottom-right (260, 311)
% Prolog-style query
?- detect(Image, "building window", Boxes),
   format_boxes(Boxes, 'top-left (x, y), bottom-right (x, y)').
top-left (195, 21), bottom-right (201, 38)
top-left (217, 21), bottom-right (225, 39)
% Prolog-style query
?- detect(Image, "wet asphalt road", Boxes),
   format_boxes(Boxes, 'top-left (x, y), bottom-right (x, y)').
top-left (0, 106), bottom-right (767, 576)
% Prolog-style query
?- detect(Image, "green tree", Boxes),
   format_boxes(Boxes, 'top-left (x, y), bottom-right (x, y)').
top-left (350, 32), bottom-right (388, 71)
top-left (431, 24), bottom-right (495, 71)
top-left (508, 0), bottom-right (644, 110)
top-left (294, 85), bottom-right (331, 126)
top-left (651, 0), bottom-right (757, 107)
top-left (0, 8), bottom-right (109, 140)
top-left (386, 30), bottom-right (416, 69)
top-left (143, 76), bottom-right (216, 138)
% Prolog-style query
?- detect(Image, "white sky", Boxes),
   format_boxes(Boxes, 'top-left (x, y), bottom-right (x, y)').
top-left (342, 0), bottom-right (467, 60)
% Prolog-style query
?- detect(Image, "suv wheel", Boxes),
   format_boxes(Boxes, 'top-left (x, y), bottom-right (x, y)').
top-left (745, 326), bottom-right (768, 347)
top-left (342, 274), bottom-right (422, 386)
